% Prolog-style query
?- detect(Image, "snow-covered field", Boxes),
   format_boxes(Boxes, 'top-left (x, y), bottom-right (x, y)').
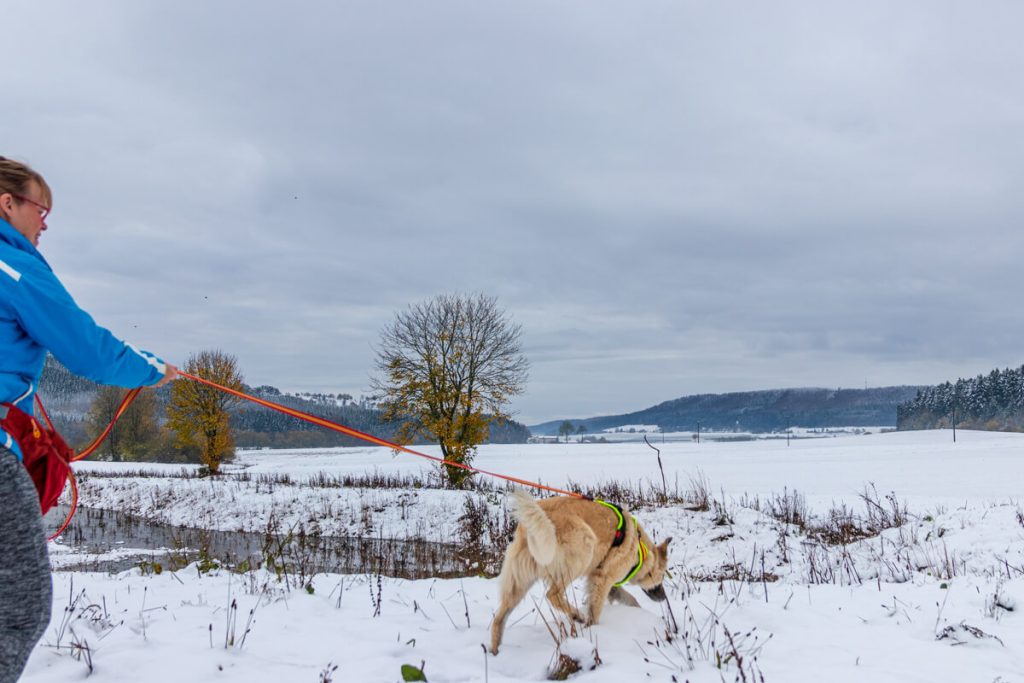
top-left (24, 430), bottom-right (1024, 681)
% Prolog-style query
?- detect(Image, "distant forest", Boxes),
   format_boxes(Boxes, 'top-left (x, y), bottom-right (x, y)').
top-left (531, 386), bottom-right (925, 435)
top-left (897, 365), bottom-right (1024, 431)
top-left (36, 356), bottom-right (530, 453)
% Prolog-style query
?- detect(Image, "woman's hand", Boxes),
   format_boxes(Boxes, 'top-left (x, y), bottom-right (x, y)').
top-left (153, 363), bottom-right (179, 388)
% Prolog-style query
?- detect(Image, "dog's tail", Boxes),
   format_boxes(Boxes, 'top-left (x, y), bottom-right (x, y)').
top-left (510, 489), bottom-right (557, 566)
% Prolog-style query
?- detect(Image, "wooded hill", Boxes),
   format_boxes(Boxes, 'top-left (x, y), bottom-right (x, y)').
top-left (37, 356), bottom-right (530, 450)
top-left (896, 365), bottom-right (1024, 431)
top-left (530, 386), bottom-right (925, 436)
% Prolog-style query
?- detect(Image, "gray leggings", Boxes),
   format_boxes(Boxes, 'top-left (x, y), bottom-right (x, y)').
top-left (0, 449), bottom-right (52, 683)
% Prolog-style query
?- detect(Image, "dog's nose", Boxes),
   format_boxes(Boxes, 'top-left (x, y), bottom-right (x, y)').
top-left (643, 585), bottom-right (667, 602)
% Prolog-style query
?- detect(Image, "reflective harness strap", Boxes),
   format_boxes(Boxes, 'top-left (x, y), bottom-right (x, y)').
top-left (595, 499), bottom-right (627, 547)
top-left (615, 537), bottom-right (647, 587)
top-left (594, 499), bottom-right (647, 587)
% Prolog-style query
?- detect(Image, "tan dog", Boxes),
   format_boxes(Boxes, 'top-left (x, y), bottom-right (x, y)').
top-left (489, 490), bottom-right (672, 654)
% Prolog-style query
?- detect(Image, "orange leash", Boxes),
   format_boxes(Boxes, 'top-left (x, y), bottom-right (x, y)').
top-left (39, 388), bottom-right (142, 539)
top-left (178, 371), bottom-right (585, 499)
top-left (50, 373), bottom-right (584, 539)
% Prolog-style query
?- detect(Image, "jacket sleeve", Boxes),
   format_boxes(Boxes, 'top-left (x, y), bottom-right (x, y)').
top-left (12, 261), bottom-right (166, 388)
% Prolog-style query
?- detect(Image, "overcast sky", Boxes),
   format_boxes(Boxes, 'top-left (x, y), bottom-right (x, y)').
top-left (5, 1), bottom-right (1024, 424)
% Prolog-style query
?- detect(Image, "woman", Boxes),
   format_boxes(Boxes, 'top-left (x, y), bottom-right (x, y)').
top-left (0, 156), bottom-right (177, 682)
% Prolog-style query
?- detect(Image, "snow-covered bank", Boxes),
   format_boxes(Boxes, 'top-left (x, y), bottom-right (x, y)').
top-left (25, 430), bottom-right (1024, 681)
top-left (24, 563), bottom-right (1024, 681)
top-left (60, 430), bottom-right (1024, 546)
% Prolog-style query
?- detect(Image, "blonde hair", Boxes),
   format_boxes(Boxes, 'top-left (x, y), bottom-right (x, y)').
top-left (0, 157), bottom-right (52, 221)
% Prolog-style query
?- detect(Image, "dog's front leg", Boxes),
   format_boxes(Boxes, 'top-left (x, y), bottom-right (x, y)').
top-left (607, 585), bottom-right (640, 608)
top-left (584, 574), bottom-right (619, 625)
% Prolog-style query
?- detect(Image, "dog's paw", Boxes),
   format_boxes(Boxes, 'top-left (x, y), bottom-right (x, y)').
top-left (608, 586), bottom-right (640, 608)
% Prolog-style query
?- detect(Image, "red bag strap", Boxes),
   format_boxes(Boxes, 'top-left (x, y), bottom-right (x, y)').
top-left (34, 395), bottom-right (56, 432)
top-left (31, 391), bottom-right (139, 539)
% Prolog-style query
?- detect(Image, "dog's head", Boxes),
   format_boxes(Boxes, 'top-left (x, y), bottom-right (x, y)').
top-left (632, 527), bottom-right (672, 601)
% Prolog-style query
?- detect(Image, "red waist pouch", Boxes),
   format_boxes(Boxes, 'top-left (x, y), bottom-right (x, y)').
top-left (1, 403), bottom-right (73, 514)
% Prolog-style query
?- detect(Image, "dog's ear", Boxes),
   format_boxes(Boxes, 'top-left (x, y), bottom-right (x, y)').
top-left (658, 537), bottom-right (673, 557)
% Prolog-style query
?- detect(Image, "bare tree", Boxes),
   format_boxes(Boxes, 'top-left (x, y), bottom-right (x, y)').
top-left (372, 293), bottom-right (528, 487)
top-left (558, 421), bottom-right (575, 443)
top-left (86, 386), bottom-right (160, 461)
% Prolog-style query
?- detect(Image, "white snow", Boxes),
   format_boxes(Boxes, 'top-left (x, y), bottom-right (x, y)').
top-left (22, 429), bottom-right (1024, 681)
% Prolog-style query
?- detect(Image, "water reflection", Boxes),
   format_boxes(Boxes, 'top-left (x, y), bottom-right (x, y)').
top-left (46, 505), bottom-right (494, 579)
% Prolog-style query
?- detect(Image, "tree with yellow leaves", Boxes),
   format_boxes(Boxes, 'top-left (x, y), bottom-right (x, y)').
top-left (373, 294), bottom-right (528, 487)
top-left (167, 350), bottom-right (244, 474)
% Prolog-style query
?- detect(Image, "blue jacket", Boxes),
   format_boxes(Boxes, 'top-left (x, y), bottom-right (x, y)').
top-left (0, 217), bottom-right (166, 459)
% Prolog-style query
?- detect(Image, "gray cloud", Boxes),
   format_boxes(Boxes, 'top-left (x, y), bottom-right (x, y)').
top-left (5, 1), bottom-right (1024, 423)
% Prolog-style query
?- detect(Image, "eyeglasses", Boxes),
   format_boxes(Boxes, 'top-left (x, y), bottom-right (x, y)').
top-left (13, 194), bottom-right (50, 222)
